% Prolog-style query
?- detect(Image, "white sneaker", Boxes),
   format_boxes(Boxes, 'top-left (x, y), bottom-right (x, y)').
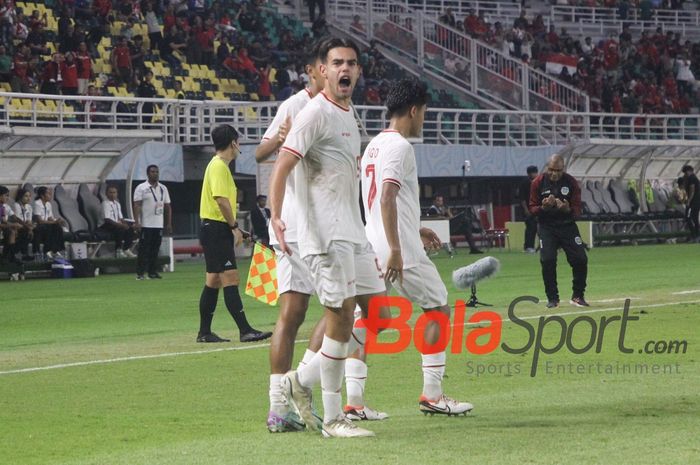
top-left (123, 249), bottom-right (137, 258)
top-left (281, 370), bottom-right (319, 431)
top-left (46, 251), bottom-right (55, 260)
top-left (322, 415), bottom-right (375, 438)
top-left (344, 405), bottom-right (389, 421)
top-left (116, 249), bottom-right (126, 258)
top-left (419, 394), bottom-right (473, 416)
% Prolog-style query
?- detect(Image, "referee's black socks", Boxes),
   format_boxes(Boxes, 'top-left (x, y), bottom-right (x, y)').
top-left (198, 285), bottom-right (219, 335)
top-left (223, 285), bottom-right (253, 334)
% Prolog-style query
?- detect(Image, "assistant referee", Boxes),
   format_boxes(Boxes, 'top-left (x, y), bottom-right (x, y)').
top-left (529, 154), bottom-right (589, 309)
top-left (197, 124), bottom-right (272, 343)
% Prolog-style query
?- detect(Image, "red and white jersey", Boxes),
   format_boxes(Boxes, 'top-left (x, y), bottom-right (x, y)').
top-left (281, 91), bottom-right (363, 257)
top-left (361, 130), bottom-right (424, 270)
top-left (262, 88), bottom-right (312, 245)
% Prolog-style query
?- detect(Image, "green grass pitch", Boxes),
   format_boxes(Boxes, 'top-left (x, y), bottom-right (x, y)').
top-left (1, 244), bottom-right (699, 465)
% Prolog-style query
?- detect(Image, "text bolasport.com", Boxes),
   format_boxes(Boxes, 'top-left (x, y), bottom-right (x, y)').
top-left (359, 296), bottom-right (689, 377)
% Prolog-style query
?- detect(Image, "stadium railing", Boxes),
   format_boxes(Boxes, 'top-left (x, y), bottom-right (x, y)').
top-left (551, 5), bottom-right (700, 40)
top-left (3, 92), bottom-right (700, 146)
top-left (326, 0), bottom-right (589, 112)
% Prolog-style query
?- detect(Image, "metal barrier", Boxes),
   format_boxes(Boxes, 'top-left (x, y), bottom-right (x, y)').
top-left (2, 92), bottom-right (699, 146)
top-left (326, 0), bottom-right (588, 112)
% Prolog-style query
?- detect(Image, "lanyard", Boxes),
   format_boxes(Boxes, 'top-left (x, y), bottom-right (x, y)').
top-left (149, 185), bottom-right (163, 203)
top-left (110, 201), bottom-right (119, 220)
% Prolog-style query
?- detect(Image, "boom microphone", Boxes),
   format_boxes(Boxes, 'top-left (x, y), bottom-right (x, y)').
top-left (452, 256), bottom-right (500, 289)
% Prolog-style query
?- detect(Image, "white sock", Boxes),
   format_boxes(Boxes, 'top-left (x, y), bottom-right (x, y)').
top-left (421, 352), bottom-right (446, 400)
top-left (297, 350), bottom-right (322, 389)
top-left (320, 335), bottom-right (348, 423)
top-left (297, 349), bottom-right (316, 369)
top-left (297, 325), bottom-right (364, 389)
top-left (345, 358), bottom-right (367, 408)
top-left (269, 374), bottom-right (287, 413)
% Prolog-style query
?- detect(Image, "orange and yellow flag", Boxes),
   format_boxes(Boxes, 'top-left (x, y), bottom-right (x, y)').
top-left (245, 242), bottom-right (278, 306)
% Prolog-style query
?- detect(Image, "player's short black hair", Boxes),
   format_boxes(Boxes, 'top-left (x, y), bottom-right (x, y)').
top-left (146, 164), bottom-right (158, 174)
top-left (36, 186), bottom-right (48, 199)
top-left (256, 194), bottom-right (267, 201)
top-left (318, 37), bottom-right (360, 63)
top-left (211, 124), bottom-right (239, 151)
top-left (0, 185), bottom-right (8, 196)
top-left (527, 165), bottom-right (538, 174)
top-left (305, 40), bottom-right (323, 65)
top-left (385, 78), bottom-right (429, 119)
top-left (681, 164), bottom-right (694, 174)
top-left (15, 187), bottom-right (28, 202)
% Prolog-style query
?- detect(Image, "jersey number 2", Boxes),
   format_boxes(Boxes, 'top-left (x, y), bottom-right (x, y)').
top-left (365, 164), bottom-right (377, 212)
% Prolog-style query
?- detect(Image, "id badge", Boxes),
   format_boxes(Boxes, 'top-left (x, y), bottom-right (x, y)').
top-left (155, 201), bottom-right (164, 216)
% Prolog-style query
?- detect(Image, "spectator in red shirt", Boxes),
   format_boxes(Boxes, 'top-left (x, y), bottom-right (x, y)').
top-left (61, 52), bottom-right (79, 95)
top-left (111, 36), bottom-right (132, 86)
top-left (41, 53), bottom-right (63, 95)
top-left (93, 0), bottom-right (112, 23)
top-left (76, 41), bottom-right (92, 95)
top-left (11, 45), bottom-right (31, 93)
top-left (257, 64), bottom-right (271, 100)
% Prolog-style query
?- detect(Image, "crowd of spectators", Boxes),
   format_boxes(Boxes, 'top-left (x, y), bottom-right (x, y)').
top-left (0, 0), bottom-right (447, 108)
top-left (436, 6), bottom-right (700, 113)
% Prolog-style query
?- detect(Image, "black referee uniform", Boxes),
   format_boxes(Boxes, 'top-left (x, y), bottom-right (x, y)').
top-left (529, 171), bottom-right (588, 306)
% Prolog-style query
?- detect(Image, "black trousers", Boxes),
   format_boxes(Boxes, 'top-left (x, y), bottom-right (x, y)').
top-left (524, 214), bottom-right (538, 250)
top-left (137, 227), bottom-right (162, 275)
top-left (308, 0), bottom-right (325, 22)
top-left (98, 222), bottom-right (135, 250)
top-left (539, 222), bottom-right (588, 301)
top-left (34, 223), bottom-right (65, 253)
top-left (688, 203), bottom-right (700, 238)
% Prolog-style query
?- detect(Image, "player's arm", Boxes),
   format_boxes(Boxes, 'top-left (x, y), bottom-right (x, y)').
top-left (133, 200), bottom-right (142, 229)
top-left (255, 115), bottom-right (292, 162)
top-left (380, 182), bottom-right (403, 283)
top-left (528, 176), bottom-right (545, 215)
top-left (269, 151), bottom-right (300, 255)
top-left (688, 181), bottom-right (696, 204)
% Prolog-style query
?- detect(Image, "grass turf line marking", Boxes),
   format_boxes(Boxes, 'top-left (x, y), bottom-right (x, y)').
top-left (671, 289), bottom-right (700, 295)
top-left (589, 297), bottom-right (639, 303)
top-left (2, 299), bottom-right (699, 376)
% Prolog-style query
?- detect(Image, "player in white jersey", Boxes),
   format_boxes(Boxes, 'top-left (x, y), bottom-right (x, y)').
top-left (269, 38), bottom-right (385, 438)
top-left (361, 78), bottom-right (474, 416)
top-left (257, 43), bottom-right (387, 433)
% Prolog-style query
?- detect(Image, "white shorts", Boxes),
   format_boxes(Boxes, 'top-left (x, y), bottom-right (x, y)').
top-left (304, 240), bottom-right (386, 308)
top-left (389, 253), bottom-right (448, 309)
top-left (274, 242), bottom-right (316, 295)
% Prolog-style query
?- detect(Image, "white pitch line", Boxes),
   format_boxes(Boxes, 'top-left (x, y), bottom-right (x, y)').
top-left (0, 339), bottom-right (309, 376)
top-left (672, 289), bottom-right (700, 295)
top-left (2, 299), bottom-right (699, 376)
top-left (588, 297), bottom-right (639, 303)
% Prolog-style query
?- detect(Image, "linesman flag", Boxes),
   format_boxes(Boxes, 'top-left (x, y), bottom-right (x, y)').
top-left (245, 242), bottom-right (278, 306)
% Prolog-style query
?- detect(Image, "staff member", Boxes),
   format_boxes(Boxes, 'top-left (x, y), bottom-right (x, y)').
top-left (520, 165), bottom-right (539, 253)
top-left (250, 194), bottom-right (271, 247)
top-left (529, 154), bottom-right (589, 309)
top-left (196, 124), bottom-right (272, 343)
top-left (133, 165), bottom-right (172, 280)
top-left (98, 185), bottom-right (136, 258)
top-left (681, 165), bottom-right (700, 242)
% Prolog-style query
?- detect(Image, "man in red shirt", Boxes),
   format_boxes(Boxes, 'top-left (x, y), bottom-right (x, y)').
top-left (11, 45), bottom-right (31, 92)
top-left (76, 41), bottom-right (92, 95)
top-left (111, 36), bottom-right (132, 86)
top-left (60, 52), bottom-right (79, 95)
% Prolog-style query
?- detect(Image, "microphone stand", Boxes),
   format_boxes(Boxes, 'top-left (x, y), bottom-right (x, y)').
top-left (466, 283), bottom-right (491, 307)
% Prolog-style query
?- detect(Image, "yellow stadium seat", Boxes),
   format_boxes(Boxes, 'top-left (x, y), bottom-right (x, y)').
top-left (205, 91), bottom-right (215, 99)
top-left (269, 68), bottom-right (277, 83)
top-left (0, 82), bottom-right (11, 91)
top-left (244, 107), bottom-right (257, 120)
top-left (249, 93), bottom-right (259, 101)
top-left (107, 86), bottom-right (118, 96)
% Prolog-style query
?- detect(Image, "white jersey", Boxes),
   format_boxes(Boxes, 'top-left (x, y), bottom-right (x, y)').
top-left (262, 88), bottom-right (312, 244)
top-left (102, 199), bottom-right (124, 224)
top-left (281, 91), bottom-right (363, 257)
top-left (133, 181), bottom-right (171, 228)
top-left (361, 130), bottom-right (424, 269)
top-left (13, 203), bottom-right (32, 222)
top-left (33, 199), bottom-right (55, 221)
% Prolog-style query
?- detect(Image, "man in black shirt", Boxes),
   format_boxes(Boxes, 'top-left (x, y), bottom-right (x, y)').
top-left (519, 165), bottom-right (539, 253)
top-left (682, 165), bottom-right (700, 242)
top-left (250, 195), bottom-right (271, 247)
top-left (529, 155), bottom-right (588, 308)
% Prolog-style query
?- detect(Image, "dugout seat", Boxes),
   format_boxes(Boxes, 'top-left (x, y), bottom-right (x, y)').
top-left (77, 184), bottom-right (111, 241)
top-left (53, 185), bottom-right (92, 241)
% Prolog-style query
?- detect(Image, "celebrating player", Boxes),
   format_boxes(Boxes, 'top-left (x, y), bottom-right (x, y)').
top-left (361, 78), bottom-right (474, 416)
top-left (269, 37), bottom-right (385, 438)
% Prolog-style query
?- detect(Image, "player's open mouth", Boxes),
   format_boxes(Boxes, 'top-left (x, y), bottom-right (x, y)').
top-left (339, 76), bottom-right (352, 89)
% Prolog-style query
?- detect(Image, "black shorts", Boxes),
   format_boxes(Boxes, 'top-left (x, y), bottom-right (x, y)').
top-left (199, 219), bottom-right (237, 273)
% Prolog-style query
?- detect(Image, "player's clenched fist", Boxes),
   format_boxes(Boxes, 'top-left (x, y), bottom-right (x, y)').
top-left (277, 115), bottom-right (292, 145)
